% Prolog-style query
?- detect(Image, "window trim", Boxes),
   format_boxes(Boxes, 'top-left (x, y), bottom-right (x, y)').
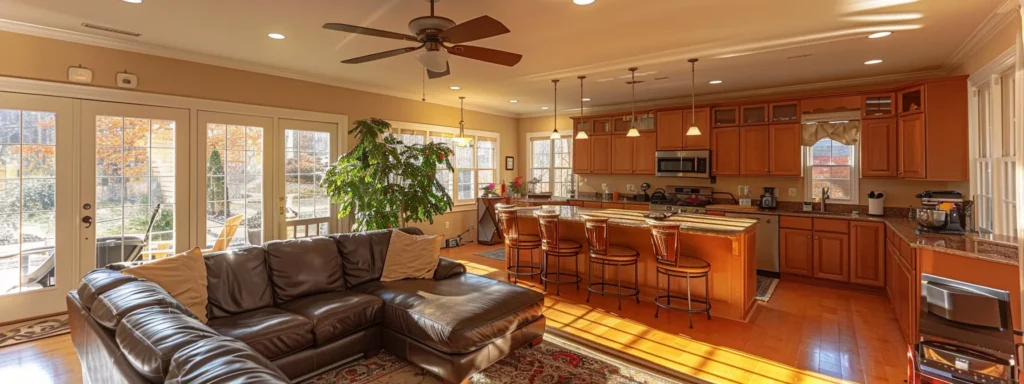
top-left (388, 120), bottom-right (500, 210)
top-left (526, 132), bottom-right (574, 197)
top-left (803, 139), bottom-right (860, 205)
top-left (968, 48), bottom-right (1019, 236)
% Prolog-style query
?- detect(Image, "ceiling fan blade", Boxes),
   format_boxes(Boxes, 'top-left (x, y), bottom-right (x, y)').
top-left (341, 46), bottom-right (423, 64)
top-left (440, 16), bottom-right (510, 44)
top-left (447, 45), bottom-right (522, 67)
top-left (323, 23), bottom-right (420, 43)
top-left (427, 62), bottom-right (451, 79)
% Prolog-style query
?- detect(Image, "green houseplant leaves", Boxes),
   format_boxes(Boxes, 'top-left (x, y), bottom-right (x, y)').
top-left (321, 118), bottom-right (455, 232)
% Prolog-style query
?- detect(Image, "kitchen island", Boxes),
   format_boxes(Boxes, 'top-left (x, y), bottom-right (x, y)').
top-left (507, 206), bottom-right (760, 322)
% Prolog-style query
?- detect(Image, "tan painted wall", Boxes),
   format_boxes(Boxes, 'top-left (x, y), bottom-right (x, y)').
top-left (518, 115), bottom-right (968, 208)
top-left (0, 30), bottom-right (519, 242)
top-left (955, 14), bottom-right (1021, 75)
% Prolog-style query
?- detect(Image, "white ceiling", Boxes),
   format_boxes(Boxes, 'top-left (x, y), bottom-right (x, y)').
top-left (0, 0), bottom-right (1008, 117)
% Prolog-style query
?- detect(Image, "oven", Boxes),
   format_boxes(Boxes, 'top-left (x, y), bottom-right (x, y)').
top-left (655, 150), bottom-right (711, 178)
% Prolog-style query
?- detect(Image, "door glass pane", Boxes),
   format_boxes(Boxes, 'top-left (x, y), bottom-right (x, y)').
top-left (207, 124), bottom-right (264, 249)
top-left (285, 129), bottom-right (330, 238)
top-left (0, 109), bottom-right (57, 294)
top-left (95, 116), bottom-right (175, 264)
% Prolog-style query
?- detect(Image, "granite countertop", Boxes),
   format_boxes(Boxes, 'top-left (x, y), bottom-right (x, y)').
top-left (514, 206), bottom-right (757, 238)
top-left (704, 205), bottom-right (1020, 265)
top-left (512, 196), bottom-right (641, 204)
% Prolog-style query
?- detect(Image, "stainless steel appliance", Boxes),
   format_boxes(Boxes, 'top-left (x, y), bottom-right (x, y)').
top-left (760, 187), bottom-right (778, 209)
top-left (723, 212), bottom-right (779, 273)
top-left (914, 191), bottom-right (974, 234)
top-left (649, 186), bottom-right (712, 214)
top-left (916, 274), bottom-right (1017, 384)
top-left (655, 150), bottom-right (712, 179)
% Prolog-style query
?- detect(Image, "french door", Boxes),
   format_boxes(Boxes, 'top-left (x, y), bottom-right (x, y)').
top-left (79, 101), bottom-right (190, 271)
top-left (277, 119), bottom-right (340, 239)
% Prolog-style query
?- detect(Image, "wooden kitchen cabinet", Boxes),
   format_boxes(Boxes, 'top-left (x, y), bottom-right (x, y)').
top-left (601, 202), bottom-right (625, 209)
top-left (780, 228), bottom-right (814, 276)
top-left (892, 251), bottom-right (914, 344)
top-left (634, 133), bottom-right (657, 174)
top-left (711, 127), bottom-right (741, 175)
top-left (741, 104), bottom-right (769, 125)
top-left (583, 201), bottom-right (602, 209)
top-left (739, 125), bottom-right (770, 175)
top-left (573, 136), bottom-right (592, 174)
top-left (898, 113), bottom-right (926, 179)
top-left (898, 86), bottom-right (924, 115)
top-left (712, 107), bottom-right (738, 127)
top-left (682, 107), bottom-right (711, 149)
top-left (920, 79), bottom-right (970, 181)
top-left (813, 232), bottom-right (849, 282)
top-left (770, 102), bottom-right (800, 122)
top-left (591, 118), bottom-right (612, 135)
top-left (850, 222), bottom-right (885, 287)
top-left (863, 93), bottom-right (895, 119)
top-left (590, 135), bottom-right (612, 173)
top-left (860, 118), bottom-right (898, 178)
top-left (624, 203), bottom-right (650, 211)
top-left (656, 110), bottom-right (684, 150)
top-left (568, 200), bottom-right (584, 207)
top-left (769, 123), bottom-right (802, 176)
top-left (612, 135), bottom-right (634, 174)
top-left (886, 240), bottom-right (896, 302)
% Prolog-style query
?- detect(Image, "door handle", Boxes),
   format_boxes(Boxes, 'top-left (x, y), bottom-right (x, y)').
top-left (82, 216), bottom-right (93, 228)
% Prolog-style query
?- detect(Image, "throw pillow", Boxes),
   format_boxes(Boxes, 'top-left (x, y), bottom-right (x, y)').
top-left (380, 230), bottom-right (442, 282)
top-left (120, 247), bottom-right (209, 323)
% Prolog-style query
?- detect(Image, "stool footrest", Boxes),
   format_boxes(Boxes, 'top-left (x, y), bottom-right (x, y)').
top-left (587, 282), bottom-right (640, 298)
top-left (654, 295), bottom-right (712, 314)
top-left (541, 272), bottom-right (583, 285)
top-left (506, 265), bottom-right (541, 277)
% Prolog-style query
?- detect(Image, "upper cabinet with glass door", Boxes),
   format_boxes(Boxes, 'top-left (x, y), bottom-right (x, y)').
top-left (862, 93), bottom-right (895, 119)
top-left (712, 107), bottom-right (739, 127)
top-left (740, 105), bottom-right (769, 125)
top-left (770, 102), bottom-right (800, 123)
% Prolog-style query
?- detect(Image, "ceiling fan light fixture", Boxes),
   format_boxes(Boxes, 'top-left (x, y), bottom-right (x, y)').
top-left (416, 49), bottom-right (450, 72)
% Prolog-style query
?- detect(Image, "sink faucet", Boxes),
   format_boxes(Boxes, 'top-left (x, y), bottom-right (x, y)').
top-left (820, 187), bottom-right (831, 212)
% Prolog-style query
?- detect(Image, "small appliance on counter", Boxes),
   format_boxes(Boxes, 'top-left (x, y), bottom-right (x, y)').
top-left (914, 274), bottom-right (1017, 384)
top-left (635, 182), bottom-right (652, 202)
top-left (914, 191), bottom-right (974, 235)
top-left (649, 188), bottom-right (667, 202)
top-left (649, 186), bottom-right (713, 214)
top-left (759, 187), bottom-right (778, 209)
top-left (738, 185), bottom-right (752, 207)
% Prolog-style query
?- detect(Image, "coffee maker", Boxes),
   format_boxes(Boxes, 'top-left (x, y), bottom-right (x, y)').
top-left (759, 187), bottom-right (778, 209)
top-left (914, 191), bottom-right (973, 234)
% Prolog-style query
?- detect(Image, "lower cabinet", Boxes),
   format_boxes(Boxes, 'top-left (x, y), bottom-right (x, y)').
top-left (892, 249), bottom-right (914, 344)
top-left (780, 228), bottom-right (813, 276)
top-left (813, 232), bottom-right (849, 281)
top-left (850, 222), bottom-right (885, 286)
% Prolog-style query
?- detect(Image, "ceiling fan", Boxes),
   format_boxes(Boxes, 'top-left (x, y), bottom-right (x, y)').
top-left (323, 0), bottom-right (522, 79)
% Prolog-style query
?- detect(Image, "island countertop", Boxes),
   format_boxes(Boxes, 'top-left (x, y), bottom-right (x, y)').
top-left (513, 206), bottom-right (758, 238)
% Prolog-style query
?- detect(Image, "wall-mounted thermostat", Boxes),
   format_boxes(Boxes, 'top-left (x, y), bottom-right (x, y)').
top-left (67, 66), bottom-right (93, 84)
top-left (116, 72), bottom-right (138, 89)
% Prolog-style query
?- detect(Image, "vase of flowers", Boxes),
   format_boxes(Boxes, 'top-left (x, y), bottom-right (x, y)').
top-left (480, 183), bottom-right (499, 198)
top-left (508, 176), bottom-right (526, 198)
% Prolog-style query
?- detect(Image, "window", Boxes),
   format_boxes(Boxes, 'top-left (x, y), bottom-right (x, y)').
top-left (205, 123), bottom-right (263, 249)
top-left (805, 138), bottom-right (858, 203)
top-left (284, 128), bottom-right (331, 239)
top-left (530, 135), bottom-right (573, 197)
top-left (392, 124), bottom-right (498, 206)
top-left (971, 67), bottom-right (1018, 236)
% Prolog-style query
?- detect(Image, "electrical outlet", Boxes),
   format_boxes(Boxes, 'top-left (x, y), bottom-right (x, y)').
top-left (788, 188), bottom-right (797, 197)
top-left (445, 221), bottom-right (450, 229)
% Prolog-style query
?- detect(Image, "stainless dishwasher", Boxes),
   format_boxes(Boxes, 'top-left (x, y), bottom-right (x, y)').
top-left (723, 212), bottom-right (779, 274)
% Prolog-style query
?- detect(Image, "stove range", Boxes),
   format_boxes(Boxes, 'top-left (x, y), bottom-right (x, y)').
top-left (649, 186), bottom-right (713, 214)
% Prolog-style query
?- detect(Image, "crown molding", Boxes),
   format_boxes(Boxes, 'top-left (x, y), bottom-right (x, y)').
top-left (517, 69), bottom-right (948, 119)
top-left (0, 18), bottom-right (517, 118)
top-left (943, 0), bottom-right (1020, 72)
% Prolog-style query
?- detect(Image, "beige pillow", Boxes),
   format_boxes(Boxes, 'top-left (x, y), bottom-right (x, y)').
top-left (380, 230), bottom-right (443, 282)
top-left (121, 247), bottom-right (209, 323)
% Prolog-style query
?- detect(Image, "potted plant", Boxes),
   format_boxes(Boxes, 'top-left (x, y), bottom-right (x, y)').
top-left (321, 118), bottom-right (454, 231)
top-left (245, 211), bottom-right (262, 245)
top-left (507, 176), bottom-right (526, 198)
top-left (480, 183), bottom-right (499, 198)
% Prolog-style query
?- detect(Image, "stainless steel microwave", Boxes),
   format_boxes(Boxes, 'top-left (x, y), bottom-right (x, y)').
top-left (655, 150), bottom-right (711, 178)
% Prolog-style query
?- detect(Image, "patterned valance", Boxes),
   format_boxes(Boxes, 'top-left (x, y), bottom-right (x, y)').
top-left (800, 111), bottom-right (861, 146)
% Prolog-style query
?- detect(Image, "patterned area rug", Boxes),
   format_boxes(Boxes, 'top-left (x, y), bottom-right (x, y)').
top-left (474, 248), bottom-right (506, 261)
top-left (755, 275), bottom-right (779, 302)
top-left (302, 335), bottom-right (680, 384)
top-left (0, 314), bottom-right (69, 349)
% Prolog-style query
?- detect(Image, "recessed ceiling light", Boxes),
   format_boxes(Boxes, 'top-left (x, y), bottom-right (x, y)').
top-left (709, 80), bottom-right (723, 84)
top-left (868, 31), bottom-right (892, 39)
top-left (582, 98), bottom-right (591, 102)
top-left (541, 106), bottom-right (550, 110)
top-left (864, 59), bottom-right (884, 65)
top-left (268, 33), bottom-right (286, 40)
top-left (123, 0), bottom-right (142, 3)
top-left (509, 99), bottom-right (518, 103)
top-left (449, 86), bottom-right (461, 90)
top-left (573, 0), bottom-right (596, 5)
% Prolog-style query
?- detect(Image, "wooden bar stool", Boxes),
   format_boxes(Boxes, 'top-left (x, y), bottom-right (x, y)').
top-left (648, 221), bottom-right (712, 328)
top-left (495, 205), bottom-right (541, 284)
top-left (536, 211), bottom-right (583, 295)
top-left (581, 215), bottom-right (640, 310)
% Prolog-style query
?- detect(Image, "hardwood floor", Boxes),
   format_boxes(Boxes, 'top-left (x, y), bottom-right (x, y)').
top-left (0, 242), bottom-right (905, 384)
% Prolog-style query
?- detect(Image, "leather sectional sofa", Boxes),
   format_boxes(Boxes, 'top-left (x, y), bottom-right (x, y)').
top-left (68, 228), bottom-right (546, 383)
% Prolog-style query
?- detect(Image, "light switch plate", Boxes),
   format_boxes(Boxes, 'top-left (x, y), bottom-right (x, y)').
top-left (788, 188), bottom-right (797, 196)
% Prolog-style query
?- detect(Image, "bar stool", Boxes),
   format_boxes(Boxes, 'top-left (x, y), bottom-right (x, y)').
top-left (536, 211), bottom-right (583, 295)
top-left (495, 205), bottom-right (541, 284)
top-left (648, 221), bottom-right (712, 328)
top-left (581, 215), bottom-right (640, 310)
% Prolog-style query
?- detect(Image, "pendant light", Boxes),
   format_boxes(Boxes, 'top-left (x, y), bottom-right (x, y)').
top-left (576, 76), bottom-right (589, 139)
top-left (453, 96), bottom-right (473, 147)
top-left (626, 67), bottom-right (641, 137)
top-left (550, 79), bottom-right (561, 139)
top-left (686, 58), bottom-right (702, 136)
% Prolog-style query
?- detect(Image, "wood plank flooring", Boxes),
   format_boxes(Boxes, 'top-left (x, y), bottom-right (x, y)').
top-left (0, 243), bottom-right (906, 383)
